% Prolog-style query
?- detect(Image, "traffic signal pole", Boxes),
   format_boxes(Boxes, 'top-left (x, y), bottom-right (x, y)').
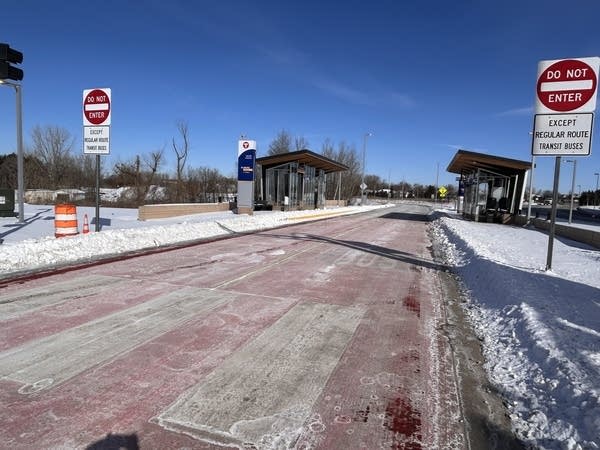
top-left (0, 43), bottom-right (24, 222)
top-left (0, 43), bottom-right (23, 81)
top-left (15, 83), bottom-right (24, 223)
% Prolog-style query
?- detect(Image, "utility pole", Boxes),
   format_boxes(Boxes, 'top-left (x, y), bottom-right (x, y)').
top-left (434, 162), bottom-right (439, 203)
top-left (361, 132), bottom-right (372, 205)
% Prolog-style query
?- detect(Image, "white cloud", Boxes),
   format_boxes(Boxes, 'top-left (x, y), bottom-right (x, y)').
top-left (496, 106), bottom-right (533, 117)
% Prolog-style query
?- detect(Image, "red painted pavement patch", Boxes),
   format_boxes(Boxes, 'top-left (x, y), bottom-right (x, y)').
top-left (0, 293), bottom-right (296, 448)
top-left (0, 277), bottom-right (175, 351)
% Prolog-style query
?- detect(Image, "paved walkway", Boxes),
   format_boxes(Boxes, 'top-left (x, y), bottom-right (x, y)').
top-left (0, 205), bottom-right (467, 449)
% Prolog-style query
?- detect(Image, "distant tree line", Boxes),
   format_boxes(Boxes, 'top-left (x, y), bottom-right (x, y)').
top-left (0, 123), bottom-right (237, 207)
top-left (0, 125), bottom-right (459, 207)
top-left (267, 129), bottom-right (452, 202)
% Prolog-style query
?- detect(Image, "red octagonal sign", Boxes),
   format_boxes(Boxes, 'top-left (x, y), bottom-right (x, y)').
top-left (537, 59), bottom-right (597, 113)
top-left (83, 88), bottom-right (111, 126)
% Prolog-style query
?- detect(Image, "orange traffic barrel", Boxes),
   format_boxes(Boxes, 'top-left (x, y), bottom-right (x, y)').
top-left (54, 204), bottom-right (79, 238)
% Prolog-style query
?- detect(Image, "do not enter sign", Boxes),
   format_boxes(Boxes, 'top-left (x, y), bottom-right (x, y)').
top-left (83, 88), bottom-right (111, 126)
top-left (536, 58), bottom-right (599, 113)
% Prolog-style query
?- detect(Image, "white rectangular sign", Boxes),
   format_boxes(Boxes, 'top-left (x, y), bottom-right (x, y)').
top-left (532, 113), bottom-right (593, 156)
top-left (83, 126), bottom-right (110, 154)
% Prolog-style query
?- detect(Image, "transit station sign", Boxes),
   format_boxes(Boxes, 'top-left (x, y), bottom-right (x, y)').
top-left (236, 139), bottom-right (256, 215)
top-left (238, 140), bottom-right (256, 181)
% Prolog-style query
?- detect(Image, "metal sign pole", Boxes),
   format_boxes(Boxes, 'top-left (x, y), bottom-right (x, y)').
top-left (95, 154), bottom-right (100, 232)
top-left (527, 155), bottom-right (535, 223)
top-left (568, 159), bottom-right (576, 224)
top-left (546, 156), bottom-right (561, 271)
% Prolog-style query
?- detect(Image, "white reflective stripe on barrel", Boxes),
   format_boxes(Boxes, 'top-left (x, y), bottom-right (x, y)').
top-left (55, 213), bottom-right (77, 221)
top-left (55, 227), bottom-right (79, 235)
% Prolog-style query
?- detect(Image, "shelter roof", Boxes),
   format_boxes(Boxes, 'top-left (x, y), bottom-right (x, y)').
top-left (447, 149), bottom-right (531, 176)
top-left (256, 149), bottom-right (348, 174)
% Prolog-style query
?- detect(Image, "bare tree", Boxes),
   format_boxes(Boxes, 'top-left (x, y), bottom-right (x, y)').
top-left (186, 166), bottom-right (223, 202)
top-left (365, 174), bottom-right (383, 196)
top-left (172, 121), bottom-right (190, 202)
top-left (0, 154), bottom-right (18, 188)
top-left (268, 129), bottom-right (292, 155)
top-left (71, 154), bottom-right (96, 189)
top-left (321, 138), bottom-right (335, 156)
top-left (322, 140), bottom-right (361, 201)
top-left (142, 147), bottom-right (165, 199)
top-left (110, 148), bottom-right (165, 203)
top-left (30, 125), bottom-right (75, 189)
top-left (294, 136), bottom-right (310, 151)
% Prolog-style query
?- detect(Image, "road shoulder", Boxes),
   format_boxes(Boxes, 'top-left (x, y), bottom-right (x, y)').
top-left (430, 227), bottom-right (526, 450)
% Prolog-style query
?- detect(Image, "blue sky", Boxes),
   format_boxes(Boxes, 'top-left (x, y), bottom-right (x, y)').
top-left (1, 0), bottom-right (600, 192)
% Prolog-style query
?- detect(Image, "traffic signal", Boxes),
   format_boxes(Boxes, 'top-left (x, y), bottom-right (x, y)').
top-left (0, 43), bottom-right (23, 81)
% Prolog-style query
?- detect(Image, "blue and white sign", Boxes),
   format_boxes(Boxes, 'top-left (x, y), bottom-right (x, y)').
top-left (238, 140), bottom-right (256, 181)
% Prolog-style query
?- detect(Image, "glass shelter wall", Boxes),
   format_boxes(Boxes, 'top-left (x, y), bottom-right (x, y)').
top-left (462, 168), bottom-right (519, 222)
top-left (448, 150), bottom-right (531, 223)
top-left (263, 162), bottom-right (326, 210)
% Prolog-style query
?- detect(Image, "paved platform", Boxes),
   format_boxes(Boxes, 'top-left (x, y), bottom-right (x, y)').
top-left (0, 205), bottom-right (466, 449)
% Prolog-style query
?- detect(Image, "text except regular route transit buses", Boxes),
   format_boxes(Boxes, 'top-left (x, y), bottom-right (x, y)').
top-left (84, 129), bottom-right (109, 144)
top-left (534, 115), bottom-right (590, 152)
top-left (536, 141), bottom-right (584, 151)
top-left (535, 130), bottom-right (590, 139)
top-left (84, 126), bottom-right (110, 154)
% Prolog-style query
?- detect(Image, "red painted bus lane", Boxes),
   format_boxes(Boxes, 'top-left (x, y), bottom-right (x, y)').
top-left (0, 206), bottom-right (467, 449)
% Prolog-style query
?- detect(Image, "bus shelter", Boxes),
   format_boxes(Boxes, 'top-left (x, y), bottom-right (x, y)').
top-left (255, 150), bottom-right (348, 210)
top-left (447, 150), bottom-right (531, 223)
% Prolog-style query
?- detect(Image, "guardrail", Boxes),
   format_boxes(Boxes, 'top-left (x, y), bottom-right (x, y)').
top-left (514, 215), bottom-right (600, 249)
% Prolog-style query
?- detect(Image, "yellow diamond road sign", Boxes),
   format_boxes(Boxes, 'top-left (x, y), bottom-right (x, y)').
top-left (438, 186), bottom-right (447, 198)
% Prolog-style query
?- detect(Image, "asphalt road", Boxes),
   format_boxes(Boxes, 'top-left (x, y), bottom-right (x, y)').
top-left (527, 204), bottom-right (600, 223)
top-left (0, 204), bottom-right (495, 449)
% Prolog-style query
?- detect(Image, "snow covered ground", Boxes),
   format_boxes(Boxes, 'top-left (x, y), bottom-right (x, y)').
top-left (432, 213), bottom-right (600, 450)
top-left (0, 204), bottom-right (388, 275)
top-left (1, 202), bottom-right (599, 449)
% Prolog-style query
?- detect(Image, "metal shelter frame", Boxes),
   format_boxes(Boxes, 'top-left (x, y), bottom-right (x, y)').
top-left (256, 150), bottom-right (348, 211)
top-left (447, 150), bottom-right (531, 223)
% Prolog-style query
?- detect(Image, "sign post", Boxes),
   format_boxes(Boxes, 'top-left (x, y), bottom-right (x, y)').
top-left (83, 88), bottom-right (112, 231)
top-left (532, 57), bottom-right (599, 270)
top-left (237, 140), bottom-right (256, 215)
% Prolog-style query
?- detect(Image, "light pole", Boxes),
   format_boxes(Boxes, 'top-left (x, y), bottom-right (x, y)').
top-left (0, 79), bottom-right (24, 223)
top-left (361, 132), bottom-right (372, 205)
top-left (595, 173), bottom-right (599, 207)
top-left (564, 159), bottom-right (577, 224)
top-left (434, 162), bottom-right (439, 203)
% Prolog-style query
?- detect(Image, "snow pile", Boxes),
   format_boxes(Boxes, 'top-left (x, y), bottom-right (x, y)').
top-left (99, 186), bottom-right (168, 202)
top-left (0, 205), bottom-right (389, 275)
top-left (432, 214), bottom-right (600, 449)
